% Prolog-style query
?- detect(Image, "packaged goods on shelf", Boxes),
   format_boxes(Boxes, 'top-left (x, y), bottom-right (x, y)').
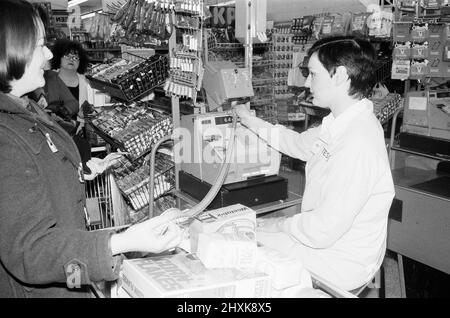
top-left (291, 15), bottom-right (315, 41)
top-left (90, 103), bottom-right (173, 160)
top-left (112, 0), bottom-right (175, 41)
top-left (87, 54), bottom-right (169, 102)
top-left (163, 0), bottom-right (204, 102)
top-left (371, 93), bottom-right (403, 125)
top-left (88, 13), bottom-right (113, 42)
top-left (121, 253), bottom-right (270, 298)
top-left (89, 59), bottom-right (139, 82)
top-left (271, 32), bottom-right (294, 99)
top-left (293, 93), bottom-right (402, 126)
top-left (251, 68), bottom-right (276, 120)
top-left (110, 152), bottom-right (175, 211)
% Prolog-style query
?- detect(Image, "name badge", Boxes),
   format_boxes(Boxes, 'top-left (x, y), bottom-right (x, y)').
top-left (45, 133), bottom-right (58, 153)
top-left (78, 163), bottom-right (85, 183)
top-left (83, 206), bottom-right (91, 228)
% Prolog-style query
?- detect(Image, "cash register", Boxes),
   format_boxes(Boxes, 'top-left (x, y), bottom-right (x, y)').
top-left (178, 60), bottom-right (288, 209)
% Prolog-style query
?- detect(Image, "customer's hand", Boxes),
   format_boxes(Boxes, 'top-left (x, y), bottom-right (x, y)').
top-left (257, 217), bottom-right (286, 233)
top-left (110, 215), bottom-right (183, 255)
top-left (83, 153), bottom-right (125, 180)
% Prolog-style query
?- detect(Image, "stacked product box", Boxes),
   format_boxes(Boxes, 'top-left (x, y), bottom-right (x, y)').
top-left (121, 253), bottom-right (271, 298)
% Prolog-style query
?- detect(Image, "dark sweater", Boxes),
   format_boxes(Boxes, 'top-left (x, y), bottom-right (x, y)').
top-left (0, 93), bottom-right (119, 298)
top-left (44, 70), bottom-right (79, 120)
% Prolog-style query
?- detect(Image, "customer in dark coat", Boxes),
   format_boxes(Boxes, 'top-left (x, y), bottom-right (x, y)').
top-left (0, 0), bottom-right (182, 298)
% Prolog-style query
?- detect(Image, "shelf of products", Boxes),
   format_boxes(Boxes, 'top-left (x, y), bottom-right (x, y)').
top-left (87, 53), bottom-right (169, 102)
top-left (205, 28), bottom-right (277, 123)
top-left (391, 0), bottom-right (450, 81)
top-left (89, 102), bottom-right (173, 161)
top-left (111, 152), bottom-right (175, 213)
top-left (271, 31), bottom-right (294, 100)
top-left (164, 0), bottom-right (204, 103)
top-left (85, 47), bottom-right (122, 63)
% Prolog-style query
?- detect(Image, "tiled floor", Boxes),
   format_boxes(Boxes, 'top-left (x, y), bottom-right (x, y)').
top-left (277, 167), bottom-right (403, 298)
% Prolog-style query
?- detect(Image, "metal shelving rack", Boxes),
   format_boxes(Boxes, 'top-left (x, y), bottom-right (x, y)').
top-left (168, 0), bottom-right (205, 191)
top-left (204, 33), bottom-right (277, 123)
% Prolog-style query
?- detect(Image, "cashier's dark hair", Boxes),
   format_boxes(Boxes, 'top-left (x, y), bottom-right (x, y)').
top-left (307, 36), bottom-right (376, 99)
top-left (51, 39), bottom-right (90, 74)
top-left (0, 0), bottom-right (44, 93)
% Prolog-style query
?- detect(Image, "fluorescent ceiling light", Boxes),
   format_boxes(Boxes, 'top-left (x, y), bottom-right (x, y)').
top-left (81, 12), bottom-right (95, 19)
top-left (81, 10), bottom-right (102, 19)
top-left (218, 1), bottom-right (236, 5)
top-left (206, 0), bottom-right (235, 5)
top-left (68, 0), bottom-right (89, 8)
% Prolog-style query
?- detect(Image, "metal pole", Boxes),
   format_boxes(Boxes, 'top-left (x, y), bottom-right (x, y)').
top-left (245, 0), bottom-right (253, 78)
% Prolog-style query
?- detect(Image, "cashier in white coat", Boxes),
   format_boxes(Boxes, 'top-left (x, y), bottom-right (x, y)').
top-left (235, 36), bottom-right (395, 291)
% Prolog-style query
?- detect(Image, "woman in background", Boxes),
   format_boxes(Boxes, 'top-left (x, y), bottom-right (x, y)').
top-left (51, 39), bottom-right (90, 106)
top-left (50, 39), bottom-right (94, 173)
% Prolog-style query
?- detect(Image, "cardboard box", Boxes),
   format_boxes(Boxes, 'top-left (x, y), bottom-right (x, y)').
top-left (189, 204), bottom-right (256, 252)
top-left (197, 232), bottom-right (257, 269)
top-left (256, 246), bottom-right (306, 290)
top-left (121, 253), bottom-right (271, 298)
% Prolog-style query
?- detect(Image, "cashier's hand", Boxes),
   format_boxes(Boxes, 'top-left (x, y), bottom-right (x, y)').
top-left (257, 217), bottom-right (286, 233)
top-left (109, 215), bottom-right (183, 255)
top-left (233, 103), bottom-right (253, 127)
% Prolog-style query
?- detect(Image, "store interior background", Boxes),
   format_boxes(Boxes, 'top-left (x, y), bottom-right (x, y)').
top-left (32, 0), bottom-right (380, 20)
top-left (31, 0), bottom-right (450, 297)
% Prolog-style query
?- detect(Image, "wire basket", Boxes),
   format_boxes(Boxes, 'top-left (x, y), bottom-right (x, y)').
top-left (371, 93), bottom-right (403, 125)
top-left (121, 166), bottom-right (175, 212)
top-left (86, 52), bottom-right (169, 102)
top-left (89, 103), bottom-right (173, 161)
top-left (85, 171), bottom-right (130, 231)
top-left (374, 59), bottom-right (393, 84)
top-left (111, 152), bottom-right (175, 212)
top-left (84, 121), bottom-right (106, 147)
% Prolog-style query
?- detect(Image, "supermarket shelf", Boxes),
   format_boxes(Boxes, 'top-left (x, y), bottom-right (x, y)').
top-left (235, 60), bottom-right (274, 68)
top-left (210, 42), bottom-right (271, 51)
top-left (252, 78), bottom-right (275, 86)
top-left (86, 47), bottom-right (121, 52)
top-left (251, 99), bottom-right (275, 107)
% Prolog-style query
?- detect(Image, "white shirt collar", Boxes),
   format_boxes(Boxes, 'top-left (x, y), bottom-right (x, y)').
top-left (319, 98), bottom-right (373, 144)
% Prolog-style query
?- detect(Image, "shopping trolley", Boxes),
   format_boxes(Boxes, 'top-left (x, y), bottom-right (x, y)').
top-left (85, 171), bottom-right (130, 231)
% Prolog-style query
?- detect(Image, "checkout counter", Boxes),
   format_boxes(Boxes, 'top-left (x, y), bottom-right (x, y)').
top-left (388, 89), bottom-right (450, 297)
top-left (88, 61), bottom-right (358, 299)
